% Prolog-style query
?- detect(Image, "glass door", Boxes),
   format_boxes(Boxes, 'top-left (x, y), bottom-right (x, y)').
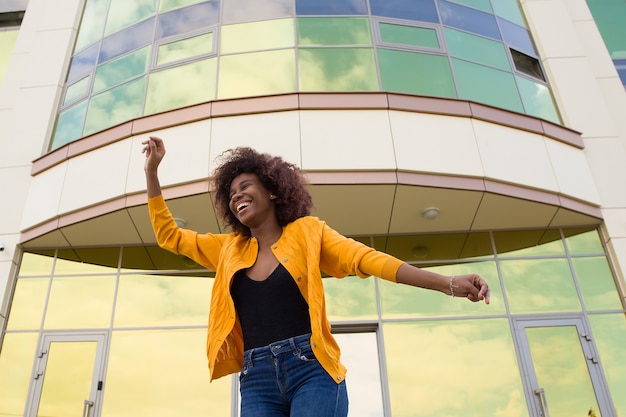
top-left (26, 332), bottom-right (107, 417)
top-left (514, 318), bottom-right (615, 417)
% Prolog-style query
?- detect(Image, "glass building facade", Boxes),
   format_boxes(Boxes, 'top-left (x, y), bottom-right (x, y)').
top-left (1, 1), bottom-right (625, 417)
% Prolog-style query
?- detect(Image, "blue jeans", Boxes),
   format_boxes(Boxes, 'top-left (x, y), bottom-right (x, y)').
top-left (239, 334), bottom-right (349, 417)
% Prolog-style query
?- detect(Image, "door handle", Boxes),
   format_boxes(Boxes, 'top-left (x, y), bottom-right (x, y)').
top-left (534, 388), bottom-right (551, 417)
top-left (82, 400), bottom-right (94, 417)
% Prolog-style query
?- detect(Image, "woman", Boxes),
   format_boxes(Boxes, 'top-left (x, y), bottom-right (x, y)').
top-left (142, 136), bottom-right (490, 417)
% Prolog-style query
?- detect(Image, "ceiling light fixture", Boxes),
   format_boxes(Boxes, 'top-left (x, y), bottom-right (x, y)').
top-left (421, 207), bottom-right (440, 220)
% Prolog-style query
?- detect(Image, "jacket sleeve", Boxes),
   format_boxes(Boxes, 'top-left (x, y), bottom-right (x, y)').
top-left (317, 220), bottom-right (403, 282)
top-left (148, 195), bottom-right (226, 270)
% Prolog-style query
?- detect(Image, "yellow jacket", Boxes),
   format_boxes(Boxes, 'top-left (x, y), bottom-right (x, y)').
top-left (148, 195), bottom-right (403, 383)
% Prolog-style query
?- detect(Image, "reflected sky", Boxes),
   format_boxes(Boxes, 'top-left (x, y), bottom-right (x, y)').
top-left (515, 75), bottom-right (560, 125)
top-left (51, 101), bottom-right (88, 149)
top-left (298, 48), bottom-right (378, 91)
top-left (323, 276), bottom-right (378, 320)
top-left (499, 17), bottom-right (536, 56)
top-left (0, 333), bottom-right (39, 417)
top-left (220, 18), bottom-right (294, 54)
top-left (93, 46), bottom-right (150, 94)
top-left (296, 0), bottom-right (368, 15)
top-left (160, 0), bottom-right (207, 13)
top-left (380, 23), bottom-right (439, 49)
top-left (445, 27), bottom-right (510, 70)
top-left (156, 1), bottom-right (219, 39)
top-left (222, 0), bottom-right (293, 24)
top-left (64, 76), bottom-right (90, 105)
top-left (370, 0), bottom-right (438, 22)
top-left (573, 257), bottom-right (622, 311)
top-left (73, 0), bottom-right (109, 52)
top-left (384, 319), bottom-right (528, 417)
top-left (297, 17), bottom-right (372, 46)
top-left (104, 0), bottom-right (157, 36)
top-left (157, 32), bottom-right (214, 66)
top-left (439, 0), bottom-right (500, 39)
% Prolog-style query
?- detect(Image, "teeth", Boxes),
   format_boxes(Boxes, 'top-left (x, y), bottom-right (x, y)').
top-left (237, 202), bottom-right (249, 212)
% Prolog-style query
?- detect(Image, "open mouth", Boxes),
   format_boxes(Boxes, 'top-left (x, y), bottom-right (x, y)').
top-left (236, 202), bottom-right (250, 213)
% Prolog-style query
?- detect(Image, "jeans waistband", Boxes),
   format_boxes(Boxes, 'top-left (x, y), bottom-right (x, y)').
top-left (243, 333), bottom-right (312, 362)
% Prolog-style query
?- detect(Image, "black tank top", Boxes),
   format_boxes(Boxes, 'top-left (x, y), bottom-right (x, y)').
top-left (230, 263), bottom-right (312, 350)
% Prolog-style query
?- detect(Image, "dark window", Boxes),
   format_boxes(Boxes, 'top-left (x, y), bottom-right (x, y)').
top-left (511, 48), bottom-right (545, 81)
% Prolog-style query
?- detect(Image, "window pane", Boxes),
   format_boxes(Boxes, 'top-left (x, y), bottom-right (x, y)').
top-left (102, 329), bottom-right (231, 417)
top-left (564, 228), bottom-right (604, 254)
top-left (295, 0), bottom-right (367, 15)
top-left (515, 75), bottom-right (560, 124)
top-left (220, 18), bottom-right (294, 54)
top-left (156, 31), bottom-right (214, 66)
top-left (74, 0), bottom-right (109, 52)
top-left (334, 333), bottom-right (383, 417)
top-left (494, 229), bottom-right (564, 257)
top-left (323, 275), bottom-right (377, 320)
top-left (444, 27), bottom-right (510, 70)
top-left (439, 0), bottom-right (500, 40)
top-left (379, 261), bottom-right (504, 317)
top-left (0, 333), bottom-right (39, 417)
top-left (370, 0), bottom-right (439, 23)
top-left (380, 23), bottom-right (439, 49)
top-left (499, 17), bottom-right (536, 56)
top-left (298, 48), bottom-right (378, 91)
top-left (43, 276), bottom-right (116, 329)
top-left (384, 320), bottom-right (528, 417)
top-left (452, 58), bottom-right (524, 112)
top-left (445, 0), bottom-right (492, 13)
top-left (6, 278), bottom-right (49, 330)
top-left (298, 18), bottom-right (371, 46)
top-left (50, 101), bottom-right (88, 149)
top-left (146, 58), bottom-right (216, 115)
top-left (492, 0), bottom-right (526, 27)
top-left (588, 314), bottom-right (626, 417)
top-left (18, 252), bottom-right (54, 276)
top-left (500, 259), bottom-right (582, 313)
top-left (378, 49), bottom-right (455, 97)
top-left (64, 77), bottom-right (90, 105)
top-left (104, 0), bottom-right (157, 36)
top-left (93, 46), bottom-right (150, 94)
top-left (84, 76), bottom-right (146, 136)
top-left (223, 0), bottom-right (293, 24)
top-left (573, 257), bottom-right (623, 311)
top-left (114, 274), bottom-right (213, 327)
top-left (66, 42), bottom-right (99, 84)
top-left (98, 18), bottom-right (154, 63)
top-left (156, 1), bottom-right (219, 39)
top-left (54, 249), bottom-right (120, 273)
top-left (159, 0), bottom-right (206, 13)
top-left (217, 49), bottom-right (295, 99)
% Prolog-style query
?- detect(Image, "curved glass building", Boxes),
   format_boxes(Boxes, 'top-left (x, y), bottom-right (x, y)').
top-left (1, 0), bottom-right (625, 416)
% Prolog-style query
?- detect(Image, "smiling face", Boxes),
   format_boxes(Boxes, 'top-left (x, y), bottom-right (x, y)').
top-left (228, 172), bottom-right (276, 229)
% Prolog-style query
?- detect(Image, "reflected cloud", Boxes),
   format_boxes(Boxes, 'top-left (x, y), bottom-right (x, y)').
top-left (298, 48), bottom-right (378, 91)
top-left (74, 0), bottom-right (109, 52)
top-left (104, 0), bottom-right (157, 36)
top-left (222, 0), bottom-right (293, 24)
top-left (323, 276), bottom-right (377, 320)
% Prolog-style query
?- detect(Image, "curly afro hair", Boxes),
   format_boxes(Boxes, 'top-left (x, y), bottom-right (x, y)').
top-left (210, 147), bottom-right (313, 236)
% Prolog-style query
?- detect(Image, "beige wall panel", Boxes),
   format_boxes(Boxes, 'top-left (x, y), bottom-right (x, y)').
top-left (602, 209), bottom-right (626, 239)
top-left (22, 0), bottom-right (83, 32)
top-left (300, 110), bottom-right (396, 171)
top-left (14, 85), bottom-right (60, 161)
top-left (20, 163), bottom-right (66, 230)
top-left (573, 20), bottom-right (620, 79)
top-left (389, 111), bottom-right (483, 177)
top-left (0, 109), bottom-right (17, 167)
top-left (209, 111), bottom-right (302, 173)
top-left (522, 0), bottom-right (584, 58)
top-left (0, 167), bottom-right (31, 233)
top-left (19, 29), bottom-right (74, 88)
top-left (59, 140), bottom-right (133, 214)
top-left (472, 120), bottom-right (559, 192)
top-left (582, 139), bottom-right (626, 207)
top-left (544, 139), bottom-right (601, 204)
top-left (0, 52), bottom-right (24, 108)
top-left (127, 120), bottom-right (212, 193)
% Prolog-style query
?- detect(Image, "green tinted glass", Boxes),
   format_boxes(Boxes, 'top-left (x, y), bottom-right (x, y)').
top-left (324, 275), bottom-right (378, 320)
top-left (445, 0), bottom-right (492, 13)
top-left (500, 259), bottom-right (581, 313)
top-left (384, 320), bottom-right (527, 417)
top-left (74, 0), bottom-right (110, 52)
top-left (102, 329), bottom-right (231, 417)
top-left (44, 276), bottom-right (116, 329)
top-left (157, 32), bottom-right (214, 66)
top-left (159, 0), bottom-right (205, 12)
top-left (573, 257), bottom-right (622, 310)
top-left (299, 48), bottom-right (378, 91)
top-left (51, 101), bottom-right (88, 149)
top-left (515, 75), bottom-right (560, 124)
top-left (492, 0), bottom-right (526, 26)
top-left (220, 18), bottom-right (294, 54)
top-left (0, 333), bottom-right (39, 417)
top-left (84, 76), bottom-right (146, 136)
top-left (588, 314), bottom-right (626, 417)
top-left (64, 77), bottom-right (90, 105)
top-left (104, 0), bottom-right (157, 36)
top-left (452, 58), bottom-right (524, 112)
top-left (586, 0), bottom-right (626, 57)
top-left (378, 49), bottom-right (456, 97)
top-left (564, 228), bottom-right (604, 254)
top-left (379, 23), bottom-right (439, 49)
top-left (444, 27), bottom-right (510, 70)
top-left (93, 46), bottom-right (150, 94)
top-left (494, 229), bottom-right (564, 257)
top-left (297, 17), bottom-right (372, 46)
top-left (146, 58), bottom-right (217, 114)
top-left (6, 278), bottom-right (49, 330)
top-left (217, 49), bottom-right (295, 99)
top-left (379, 261), bottom-right (503, 317)
top-left (114, 274), bottom-right (213, 327)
